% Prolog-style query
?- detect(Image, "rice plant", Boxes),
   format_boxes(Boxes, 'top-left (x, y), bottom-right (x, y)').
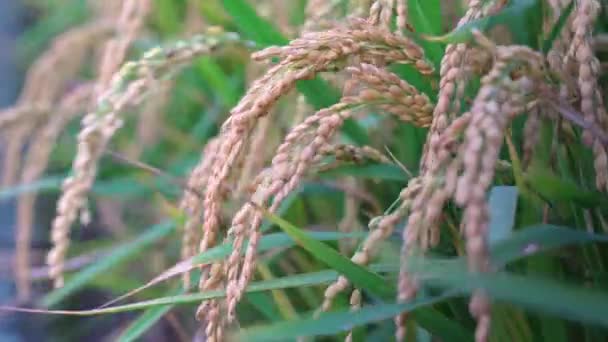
top-left (1, 0), bottom-right (608, 341)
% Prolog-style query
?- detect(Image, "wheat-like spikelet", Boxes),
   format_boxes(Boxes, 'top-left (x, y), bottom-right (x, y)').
top-left (180, 137), bottom-right (221, 289)
top-left (536, 0), bottom-right (576, 167)
top-left (546, 0), bottom-right (574, 82)
top-left (46, 32), bottom-right (244, 287)
top-left (420, 0), bottom-right (487, 173)
top-left (567, 0), bottom-right (608, 191)
top-left (347, 63), bottom-right (434, 125)
top-left (254, 19), bottom-right (434, 74)
top-left (93, 0), bottom-right (150, 96)
top-left (397, 34), bottom-right (545, 342)
top-left (455, 42), bottom-right (542, 342)
top-left (393, 1), bottom-right (500, 333)
top-left (223, 102), bottom-right (353, 321)
top-left (196, 263), bottom-right (226, 342)
top-left (5, 1), bottom-right (146, 295)
top-left (1, 20), bottom-right (111, 300)
top-left (13, 84), bottom-right (92, 301)
top-left (218, 63), bottom-right (433, 320)
top-left (193, 20), bottom-right (434, 329)
top-left (0, 22), bottom-right (113, 188)
top-left (368, 0), bottom-right (395, 29)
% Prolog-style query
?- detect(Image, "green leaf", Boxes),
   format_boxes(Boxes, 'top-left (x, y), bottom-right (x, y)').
top-left (491, 224), bottom-right (608, 266)
top-left (524, 164), bottom-right (608, 208)
top-left (488, 186), bottom-right (518, 245)
top-left (117, 296), bottom-right (175, 342)
top-left (415, 259), bottom-right (608, 328)
top-left (221, 0), bottom-right (288, 46)
top-left (408, 0), bottom-right (444, 66)
top-left (237, 293), bottom-right (459, 341)
top-left (318, 163), bottom-right (408, 182)
top-left (195, 56), bottom-right (240, 106)
top-left (191, 230), bottom-right (368, 265)
top-left (246, 292), bottom-right (282, 321)
top-left (257, 206), bottom-right (393, 298)
top-left (424, 0), bottom-right (539, 45)
top-left (92, 177), bottom-right (151, 198)
top-left (22, 270), bottom-right (347, 315)
top-left (109, 231), bottom-right (367, 339)
top-left (198, 0), bottom-right (232, 26)
top-left (24, 224), bottom-right (607, 340)
top-left (152, 0), bottom-right (182, 34)
top-left (40, 221), bottom-right (177, 308)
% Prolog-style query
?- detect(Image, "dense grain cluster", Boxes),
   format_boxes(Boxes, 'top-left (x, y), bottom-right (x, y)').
top-left (397, 33), bottom-right (545, 342)
top-left (186, 14), bottom-right (435, 337)
top-left (218, 63), bottom-right (433, 323)
top-left (0, 20), bottom-right (113, 301)
top-left (569, 0), bottom-right (608, 191)
top-left (47, 31), bottom-right (244, 288)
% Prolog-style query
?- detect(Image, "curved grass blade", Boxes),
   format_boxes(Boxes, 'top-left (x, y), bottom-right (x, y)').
top-left (524, 164), bottom-right (608, 208)
top-left (236, 292), bottom-right (460, 342)
top-left (101, 230), bottom-right (368, 309)
top-left (112, 229), bottom-right (368, 340)
top-left (221, 0), bottom-right (287, 47)
top-left (416, 260), bottom-right (608, 328)
top-left (257, 205), bottom-right (473, 341)
top-left (19, 224), bottom-right (605, 339)
top-left (41, 220), bottom-right (177, 308)
top-left (256, 204), bottom-right (393, 298)
top-left (409, 0), bottom-right (443, 66)
top-left (423, 0), bottom-right (538, 45)
top-left (4, 270), bottom-right (344, 315)
top-left (318, 163), bottom-right (408, 182)
top-left (116, 296), bottom-right (175, 342)
top-left (541, 0), bottom-right (574, 53)
top-left (238, 224), bottom-right (608, 341)
top-left (491, 224), bottom-right (608, 265)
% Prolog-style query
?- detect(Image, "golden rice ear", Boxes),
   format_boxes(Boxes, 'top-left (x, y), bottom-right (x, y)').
top-left (15, 84), bottom-right (93, 301)
top-left (420, 0), bottom-right (488, 174)
top-left (0, 22), bottom-right (113, 191)
top-left (3, 19), bottom-right (112, 301)
top-left (47, 31), bottom-right (242, 288)
top-left (191, 16), bottom-right (435, 331)
top-left (424, 44), bottom-right (542, 342)
top-left (347, 64), bottom-right (434, 126)
top-left (568, 0), bottom-right (608, 191)
top-left (46, 0), bottom-right (150, 289)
